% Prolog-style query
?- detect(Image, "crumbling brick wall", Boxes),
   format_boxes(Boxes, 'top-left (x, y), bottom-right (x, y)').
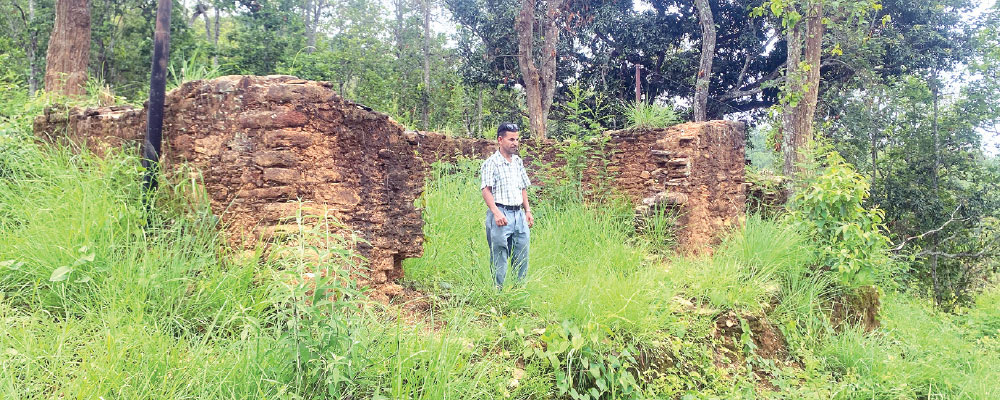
top-left (34, 75), bottom-right (745, 292)
top-left (35, 76), bottom-right (425, 293)
top-left (33, 105), bottom-right (145, 157)
top-left (611, 121), bottom-right (747, 252)
top-left (411, 121), bottom-right (746, 252)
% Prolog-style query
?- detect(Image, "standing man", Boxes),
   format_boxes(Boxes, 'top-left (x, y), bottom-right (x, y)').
top-left (481, 122), bottom-right (534, 289)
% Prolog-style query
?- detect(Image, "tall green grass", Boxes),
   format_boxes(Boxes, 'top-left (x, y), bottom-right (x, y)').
top-left (0, 144), bottom-right (285, 398)
top-left (405, 159), bottom-right (675, 338)
top-left (0, 136), bottom-right (528, 398)
top-left (665, 215), bottom-right (819, 314)
top-left (821, 292), bottom-right (1000, 399)
top-left (624, 101), bottom-right (681, 130)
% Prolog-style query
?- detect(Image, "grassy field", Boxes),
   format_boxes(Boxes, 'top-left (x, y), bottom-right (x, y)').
top-left (1, 97), bottom-right (999, 398)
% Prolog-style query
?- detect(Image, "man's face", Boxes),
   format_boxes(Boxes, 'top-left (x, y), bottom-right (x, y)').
top-left (498, 131), bottom-right (520, 155)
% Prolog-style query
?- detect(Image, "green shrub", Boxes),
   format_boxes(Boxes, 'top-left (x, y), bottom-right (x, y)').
top-left (554, 83), bottom-right (613, 139)
top-left (530, 320), bottom-right (642, 400)
top-left (964, 284), bottom-right (1000, 340)
top-left (789, 152), bottom-right (893, 287)
top-left (266, 208), bottom-right (369, 398)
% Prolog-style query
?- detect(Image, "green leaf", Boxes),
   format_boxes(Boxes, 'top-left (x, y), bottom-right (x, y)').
top-left (0, 260), bottom-right (23, 270)
top-left (74, 252), bottom-right (95, 266)
top-left (595, 376), bottom-right (608, 391)
top-left (49, 266), bottom-right (72, 282)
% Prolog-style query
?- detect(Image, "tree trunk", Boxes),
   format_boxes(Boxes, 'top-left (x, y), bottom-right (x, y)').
top-left (212, 7), bottom-right (219, 67)
top-left (304, 0), bottom-right (325, 53)
top-left (516, 0), bottom-right (563, 140)
top-left (202, 6), bottom-right (211, 42)
top-left (45, 0), bottom-right (91, 96)
top-left (27, 0), bottom-right (39, 96)
top-left (930, 71), bottom-right (941, 306)
top-left (476, 88), bottom-right (483, 138)
top-left (693, 0), bottom-right (715, 122)
top-left (422, 0), bottom-right (431, 131)
top-left (781, 0), bottom-right (823, 183)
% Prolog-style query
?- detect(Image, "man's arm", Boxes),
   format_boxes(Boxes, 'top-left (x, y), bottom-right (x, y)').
top-left (483, 186), bottom-right (509, 226)
top-left (521, 188), bottom-right (534, 227)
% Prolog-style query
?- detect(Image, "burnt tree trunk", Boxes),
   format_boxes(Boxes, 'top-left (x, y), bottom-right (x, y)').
top-left (516, 0), bottom-right (563, 140)
top-left (693, 0), bottom-right (715, 122)
top-left (421, 0), bottom-right (431, 130)
top-left (781, 1), bottom-right (824, 183)
top-left (44, 0), bottom-right (91, 96)
top-left (142, 0), bottom-right (171, 194)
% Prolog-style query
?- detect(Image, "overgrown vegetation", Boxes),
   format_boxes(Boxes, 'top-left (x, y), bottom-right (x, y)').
top-left (2, 0), bottom-right (1000, 396)
top-left (624, 101), bottom-right (682, 130)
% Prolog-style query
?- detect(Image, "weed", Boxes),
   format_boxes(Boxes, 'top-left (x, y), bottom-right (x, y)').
top-left (529, 320), bottom-right (642, 400)
top-left (624, 101), bottom-right (681, 130)
top-left (266, 207), bottom-right (369, 398)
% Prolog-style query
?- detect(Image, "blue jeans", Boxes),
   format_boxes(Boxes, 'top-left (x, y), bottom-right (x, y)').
top-left (485, 207), bottom-right (530, 288)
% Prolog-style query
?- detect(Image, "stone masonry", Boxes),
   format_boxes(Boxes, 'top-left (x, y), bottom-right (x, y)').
top-left (34, 75), bottom-right (746, 292)
top-left (408, 121), bottom-right (746, 252)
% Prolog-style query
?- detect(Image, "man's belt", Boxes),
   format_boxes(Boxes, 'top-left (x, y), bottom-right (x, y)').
top-left (497, 204), bottom-right (521, 211)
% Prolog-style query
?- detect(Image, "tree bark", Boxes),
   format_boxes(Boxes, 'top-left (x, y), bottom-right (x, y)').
top-left (693, 0), bottom-right (715, 122)
top-left (202, 6), bottom-right (211, 43)
top-left (45, 0), bottom-right (91, 97)
top-left (476, 88), bottom-right (483, 137)
top-left (516, 0), bottom-right (563, 140)
top-left (781, 1), bottom-right (823, 182)
top-left (192, 2), bottom-right (211, 41)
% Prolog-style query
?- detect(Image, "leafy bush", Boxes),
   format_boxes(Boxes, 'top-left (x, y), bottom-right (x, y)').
top-left (624, 101), bottom-right (681, 130)
top-left (789, 152), bottom-right (893, 287)
top-left (964, 284), bottom-right (1000, 340)
top-left (530, 320), bottom-right (642, 400)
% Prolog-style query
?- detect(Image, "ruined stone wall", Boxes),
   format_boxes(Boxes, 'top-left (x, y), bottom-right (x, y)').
top-left (411, 121), bottom-right (746, 252)
top-left (34, 75), bottom-right (746, 291)
top-left (33, 105), bottom-right (145, 156)
top-left (35, 76), bottom-right (425, 291)
top-left (612, 121), bottom-right (746, 252)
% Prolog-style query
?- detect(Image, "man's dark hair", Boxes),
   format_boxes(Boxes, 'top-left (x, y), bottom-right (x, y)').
top-left (497, 122), bottom-right (519, 138)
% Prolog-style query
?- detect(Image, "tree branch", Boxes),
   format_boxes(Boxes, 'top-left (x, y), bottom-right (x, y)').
top-left (913, 250), bottom-right (997, 259)
top-left (890, 204), bottom-right (965, 252)
top-left (11, 1), bottom-right (29, 26)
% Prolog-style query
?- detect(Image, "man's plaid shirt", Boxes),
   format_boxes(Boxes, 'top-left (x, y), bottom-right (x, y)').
top-left (480, 150), bottom-right (531, 206)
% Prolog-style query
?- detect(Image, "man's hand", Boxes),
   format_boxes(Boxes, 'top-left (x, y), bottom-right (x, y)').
top-left (525, 210), bottom-right (534, 228)
top-left (494, 211), bottom-right (509, 226)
